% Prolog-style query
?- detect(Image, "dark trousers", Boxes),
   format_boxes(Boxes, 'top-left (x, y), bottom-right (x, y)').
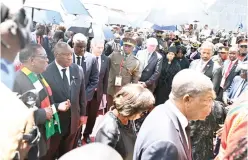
top-left (83, 91), bottom-right (101, 136)
top-left (41, 124), bottom-right (77, 160)
top-left (106, 94), bottom-right (113, 110)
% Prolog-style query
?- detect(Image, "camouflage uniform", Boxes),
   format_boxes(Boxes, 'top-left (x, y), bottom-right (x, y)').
top-left (190, 101), bottom-right (228, 160)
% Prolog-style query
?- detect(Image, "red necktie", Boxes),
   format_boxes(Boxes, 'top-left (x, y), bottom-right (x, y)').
top-left (225, 61), bottom-right (233, 78)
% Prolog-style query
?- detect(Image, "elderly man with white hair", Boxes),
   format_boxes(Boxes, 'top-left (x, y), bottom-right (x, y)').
top-left (134, 69), bottom-right (216, 160)
top-left (71, 33), bottom-right (99, 144)
top-left (136, 37), bottom-right (163, 92)
top-left (189, 41), bottom-right (221, 93)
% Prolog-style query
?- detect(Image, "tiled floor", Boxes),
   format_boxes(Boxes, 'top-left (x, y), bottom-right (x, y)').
top-left (81, 112), bottom-right (105, 143)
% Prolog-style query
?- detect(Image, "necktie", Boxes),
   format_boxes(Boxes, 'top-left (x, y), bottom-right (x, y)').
top-left (76, 57), bottom-right (81, 65)
top-left (81, 56), bottom-right (86, 75)
top-left (225, 61), bottom-right (233, 78)
top-left (96, 57), bottom-right (100, 71)
top-left (61, 68), bottom-right (70, 92)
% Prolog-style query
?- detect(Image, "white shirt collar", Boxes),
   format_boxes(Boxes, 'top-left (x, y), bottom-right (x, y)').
top-left (55, 60), bottom-right (69, 71)
top-left (168, 100), bottom-right (188, 129)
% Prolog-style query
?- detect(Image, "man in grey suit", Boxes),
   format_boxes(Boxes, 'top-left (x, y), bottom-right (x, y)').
top-left (189, 41), bottom-right (221, 93)
top-left (136, 37), bottom-right (163, 92)
top-left (133, 69), bottom-right (215, 160)
top-left (13, 44), bottom-right (53, 159)
top-left (83, 38), bottom-right (110, 143)
top-left (42, 42), bottom-right (87, 159)
top-left (72, 33), bottom-right (99, 144)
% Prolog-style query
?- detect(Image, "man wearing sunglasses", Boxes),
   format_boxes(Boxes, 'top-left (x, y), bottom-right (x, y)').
top-left (107, 37), bottom-right (141, 109)
top-left (237, 36), bottom-right (248, 62)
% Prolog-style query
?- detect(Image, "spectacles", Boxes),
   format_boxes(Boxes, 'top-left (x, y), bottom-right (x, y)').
top-left (240, 45), bottom-right (248, 48)
top-left (124, 44), bottom-right (133, 48)
top-left (32, 55), bottom-right (47, 60)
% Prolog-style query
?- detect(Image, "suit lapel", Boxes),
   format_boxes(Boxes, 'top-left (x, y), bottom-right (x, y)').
top-left (202, 60), bottom-right (213, 74)
top-left (227, 60), bottom-right (239, 77)
top-left (73, 53), bottom-right (76, 64)
top-left (144, 52), bottom-right (156, 70)
top-left (51, 62), bottom-right (69, 98)
top-left (100, 55), bottom-right (106, 74)
top-left (165, 101), bottom-right (191, 160)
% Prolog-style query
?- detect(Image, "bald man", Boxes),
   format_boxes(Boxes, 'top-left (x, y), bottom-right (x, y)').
top-left (42, 42), bottom-right (87, 159)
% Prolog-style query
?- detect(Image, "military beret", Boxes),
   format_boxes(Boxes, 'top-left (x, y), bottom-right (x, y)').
top-left (218, 46), bottom-right (229, 53)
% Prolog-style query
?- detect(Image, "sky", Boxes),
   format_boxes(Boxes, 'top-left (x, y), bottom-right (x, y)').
top-left (81, 0), bottom-right (217, 13)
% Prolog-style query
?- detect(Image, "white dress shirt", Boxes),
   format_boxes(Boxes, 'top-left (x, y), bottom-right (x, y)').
top-left (55, 60), bottom-right (70, 85)
top-left (96, 56), bottom-right (101, 72)
top-left (168, 100), bottom-right (189, 148)
top-left (196, 59), bottom-right (209, 72)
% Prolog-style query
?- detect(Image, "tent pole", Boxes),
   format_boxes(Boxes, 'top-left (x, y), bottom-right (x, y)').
top-left (31, 8), bottom-right (34, 21)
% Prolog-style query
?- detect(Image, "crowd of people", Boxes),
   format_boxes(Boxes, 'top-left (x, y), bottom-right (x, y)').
top-left (1, 2), bottom-right (248, 160)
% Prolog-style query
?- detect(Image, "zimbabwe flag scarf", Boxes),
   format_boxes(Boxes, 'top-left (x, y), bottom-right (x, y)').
top-left (21, 67), bottom-right (61, 139)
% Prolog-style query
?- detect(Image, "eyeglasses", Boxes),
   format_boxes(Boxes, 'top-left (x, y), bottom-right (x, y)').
top-left (240, 45), bottom-right (248, 48)
top-left (124, 44), bottom-right (133, 48)
top-left (32, 55), bottom-right (48, 60)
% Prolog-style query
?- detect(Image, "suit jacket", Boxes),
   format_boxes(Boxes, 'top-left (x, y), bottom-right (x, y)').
top-left (133, 100), bottom-right (191, 160)
top-left (107, 51), bottom-right (141, 96)
top-left (136, 49), bottom-right (163, 92)
top-left (96, 54), bottom-right (110, 101)
top-left (13, 71), bottom-right (47, 158)
top-left (73, 52), bottom-right (99, 101)
top-left (42, 62), bottom-right (87, 135)
top-left (221, 60), bottom-right (241, 90)
top-left (190, 59), bottom-right (220, 92)
top-left (224, 76), bottom-right (248, 100)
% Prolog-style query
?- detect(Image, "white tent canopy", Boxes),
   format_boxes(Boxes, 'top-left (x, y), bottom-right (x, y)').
top-left (204, 0), bottom-right (247, 30)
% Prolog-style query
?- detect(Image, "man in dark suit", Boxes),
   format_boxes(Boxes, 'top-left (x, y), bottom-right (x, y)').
top-left (133, 69), bottom-right (215, 160)
top-left (82, 38), bottom-right (109, 143)
top-left (13, 44), bottom-right (53, 159)
top-left (216, 46), bottom-right (241, 100)
top-left (42, 42), bottom-right (87, 159)
top-left (72, 33), bottom-right (99, 144)
top-left (189, 41), bottom-right (221, 93)
top-left (136, 37), bottom-right (162, 92)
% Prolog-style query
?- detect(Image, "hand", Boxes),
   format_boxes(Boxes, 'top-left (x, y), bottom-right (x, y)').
top-left (216, 124), bottom-right (224, 137)
top-left (58, 99), bottom-right (71, 112)
top-left (223, 96), bottom-right (228, 105)
top-left (44, 107), bottom-right (53, 120)
top-left (80, 116), bottom-right (87, 126)
top-left (138, 81), bottom-right (147, 88)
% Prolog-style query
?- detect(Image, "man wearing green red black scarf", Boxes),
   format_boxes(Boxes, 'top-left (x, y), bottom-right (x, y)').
top-left (13, 44), bottom-right (62, 160)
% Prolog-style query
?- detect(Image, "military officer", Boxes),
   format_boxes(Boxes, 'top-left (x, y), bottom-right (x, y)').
top-left (107, 37), bottom-right (140, 108)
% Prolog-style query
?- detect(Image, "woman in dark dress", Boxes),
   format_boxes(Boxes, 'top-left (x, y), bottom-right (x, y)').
top-left (95, 84), bottom-right (155, 160)
top-left (154, 46), bottom-right (181, 106)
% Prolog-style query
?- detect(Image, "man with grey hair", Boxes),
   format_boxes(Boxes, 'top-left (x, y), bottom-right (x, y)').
top-left (190, 41), bottom-right (221, 93)
top-left (72, 33), bottom-right (99, 144)
top-left (134, 69), bottom-right (215, 160)
top-left (136, 37), bottom-right (163, 92)
top-left (83, 38), bottom-right (110, 143)
top-left (42, 42), bottom-right (87, 159)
